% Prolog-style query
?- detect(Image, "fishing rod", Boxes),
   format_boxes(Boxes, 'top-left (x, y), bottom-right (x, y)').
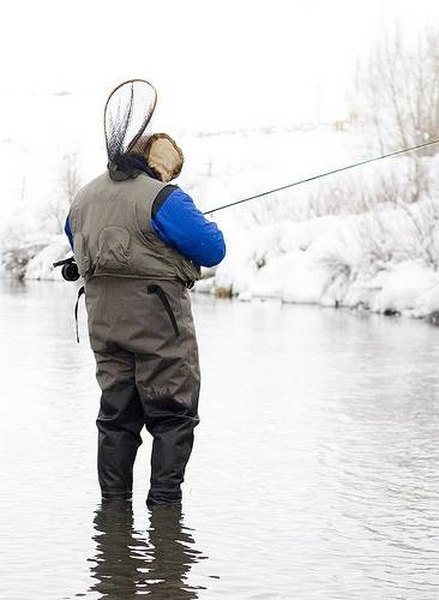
top-left (203, 138), bottom-right (439, 216)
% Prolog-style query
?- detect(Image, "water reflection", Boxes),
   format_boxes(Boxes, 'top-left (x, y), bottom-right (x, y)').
top-left (88, 502), bottom-right (205, 599)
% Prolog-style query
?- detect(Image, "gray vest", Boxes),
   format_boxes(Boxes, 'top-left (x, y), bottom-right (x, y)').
top-left (69, 172), bottom-right (201, 284)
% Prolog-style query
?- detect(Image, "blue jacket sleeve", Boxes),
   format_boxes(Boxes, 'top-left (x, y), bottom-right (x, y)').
top-left (65, 216), bottom-right (74, 250)
top-left (151, 188), bottom-right (226, 267)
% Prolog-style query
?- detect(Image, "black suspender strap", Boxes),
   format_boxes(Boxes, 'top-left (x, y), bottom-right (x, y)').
top-left (74, 286), bottom-right (85, 343)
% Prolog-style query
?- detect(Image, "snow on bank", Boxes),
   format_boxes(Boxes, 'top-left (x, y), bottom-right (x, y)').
top-left (196, 199), bottom-right (439, 319)
top-left (19, 196), bottom-right (439, 321)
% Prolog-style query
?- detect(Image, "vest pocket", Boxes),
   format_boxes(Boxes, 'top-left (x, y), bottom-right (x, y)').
top-left (96, 226), bottom-right (132, 273)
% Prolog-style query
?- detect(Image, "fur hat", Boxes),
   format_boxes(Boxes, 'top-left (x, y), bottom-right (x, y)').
top-left (131, 133), bottom-right (184, 182)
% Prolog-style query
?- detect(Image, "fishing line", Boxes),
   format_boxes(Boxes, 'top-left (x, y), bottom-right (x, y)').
top-left (203, 138), bottom-right (439, 216)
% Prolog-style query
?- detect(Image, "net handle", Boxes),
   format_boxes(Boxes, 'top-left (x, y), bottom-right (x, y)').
top-left (103, 78), bottom-right (158, 158)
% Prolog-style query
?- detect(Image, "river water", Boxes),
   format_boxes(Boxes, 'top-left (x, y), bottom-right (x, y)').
top-left (1, 279), bottom-right (439, 600)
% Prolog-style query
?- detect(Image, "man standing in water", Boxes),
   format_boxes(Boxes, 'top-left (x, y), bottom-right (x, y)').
top-left (65, 81), bottom-right (225, 506)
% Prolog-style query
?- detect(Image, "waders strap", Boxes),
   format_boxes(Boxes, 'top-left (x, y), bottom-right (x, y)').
top-left (74, 286), bottom-right (85, 343)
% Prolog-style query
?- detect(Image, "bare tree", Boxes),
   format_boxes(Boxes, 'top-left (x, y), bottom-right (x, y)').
top-left (338, 24), bottom-right (439, 271)
top-left (353, 25), bottom-right (439, 202)
top-left (355, 26), bottom-right (439, 151)
top-left (61, 152), bottom-right (82, 204)
top-left (42, 153), bottom-right (82, 234)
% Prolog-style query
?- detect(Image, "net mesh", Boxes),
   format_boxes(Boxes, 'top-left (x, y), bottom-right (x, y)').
top-left (104, 79), bottom-right (157, 164)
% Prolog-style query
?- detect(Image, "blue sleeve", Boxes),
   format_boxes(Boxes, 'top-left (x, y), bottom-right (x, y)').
top-left (151, 188), bottom-right (226, 267)
top-left (65, 216), bottom-right (74, 250)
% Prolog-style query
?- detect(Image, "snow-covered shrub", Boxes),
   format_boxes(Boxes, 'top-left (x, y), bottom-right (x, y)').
top-left (0, 224), bottom-right (49, 280)
top-left (25, 235), bottom-right (71, 281)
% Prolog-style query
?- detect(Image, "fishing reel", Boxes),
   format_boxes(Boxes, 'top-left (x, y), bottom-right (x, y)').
top-left (53, 256), bottom-right (80, 282)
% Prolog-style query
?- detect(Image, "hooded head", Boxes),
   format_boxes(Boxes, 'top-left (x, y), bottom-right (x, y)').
top-left (131, 133), bottom-right (184, 182)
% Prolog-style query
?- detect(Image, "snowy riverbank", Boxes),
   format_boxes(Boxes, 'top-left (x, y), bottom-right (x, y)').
top-left (196, 197), bottom-right (439, 320)
top-left (19, 197), bottom-right (439, 322)
top-left (2, 125), bottom-right (439, 322)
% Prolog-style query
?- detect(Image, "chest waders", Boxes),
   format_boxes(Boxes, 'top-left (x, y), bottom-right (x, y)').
top-left (69, 172), bottom-right (201, 505)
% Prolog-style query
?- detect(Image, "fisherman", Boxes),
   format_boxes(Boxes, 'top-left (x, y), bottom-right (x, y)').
top-left (64, 86), bottom-right (225, 506)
